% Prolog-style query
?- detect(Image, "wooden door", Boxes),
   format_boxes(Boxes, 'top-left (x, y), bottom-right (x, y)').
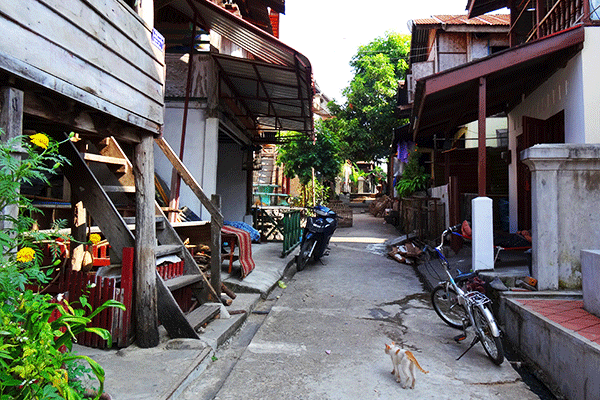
top-left (517, 111), bottom-right (564, 230)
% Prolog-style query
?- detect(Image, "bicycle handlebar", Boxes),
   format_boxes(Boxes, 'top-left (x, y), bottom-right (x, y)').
top-left (435, 224), bottom-right (462, 252)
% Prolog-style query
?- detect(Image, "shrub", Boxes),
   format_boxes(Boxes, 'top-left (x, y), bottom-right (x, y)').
top-left (0, 131), bottom-right (124, 399)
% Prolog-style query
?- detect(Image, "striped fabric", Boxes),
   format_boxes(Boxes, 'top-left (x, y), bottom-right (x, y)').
top-left (222, 225), bottom-right (256, 278)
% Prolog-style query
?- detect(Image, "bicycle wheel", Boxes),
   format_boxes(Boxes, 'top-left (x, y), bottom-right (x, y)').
top-left (431, 285), bottom-right (467, 329)
top-left (296, 237), bottom-right (315, 271)
top-left (473, 305), bottom-right (504, 365)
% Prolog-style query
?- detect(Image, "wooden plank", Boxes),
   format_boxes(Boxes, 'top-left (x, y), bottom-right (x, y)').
top-left (0, 18), bottom-right (163, 125)
top-left (82, 153), bottom-right (128, 166)
top-left (56, 133), bottom-right (134, 262)
top-left (210, 195), bottom-right (221, 301)
top-left (164, 274), bottom-right (202, 292)
top-left (0, 87), bottom-right (23, 231)
top-left (133, 134), bottom-right (159, 348)
top-left (91, 275), bottom-right (102, 348)
top-left (0, 0), bottom-right (164, 102)
top-left (98, 137), bottom-right (135, 186)
top-left (11, 57), bottom-right (162, 136)
top-left (102, 185), bottom-right (136, 193)
top-left (156, 273), bottom-right (199, 339)
top-left (154, 137), bottom-right (224, 225)
top-left (186, 304), bottom-right (221, 331)
top-left (120, 247), bottom-right (134, 347)
top-left (155, 244), bottom-right (182, 257)
top-left (83, 0), bottom-right (164, 61)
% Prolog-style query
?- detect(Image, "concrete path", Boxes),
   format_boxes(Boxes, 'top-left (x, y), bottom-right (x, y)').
top-left (181, 211), bottom-right (540, 400)
top-left (75, 240), bottom-right (295, 400)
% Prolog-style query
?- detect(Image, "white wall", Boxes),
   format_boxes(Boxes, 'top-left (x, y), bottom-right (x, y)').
top-left (216, 142), bottom-right (248, 221)
top-left (506, 27), bottom-right (600, 231)
top-left (581, 28), bottom-right (600, 143)
top-left (464, 116), bottom-right (508, 149)
top-left (155, 101), bottom-right (219, 220)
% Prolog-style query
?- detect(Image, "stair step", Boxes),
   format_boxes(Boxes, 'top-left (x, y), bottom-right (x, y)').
top-left (164, 274), bottom-right (202, 291)
top-left (81, 152), bottom-right (128, 166)
top-left (187, 303), bottom-right (221, 331)
top-left (156, 244), bottom-right (182, 258)
top-left (123, 216), bottom-right (166, 230)
top-left (103, 185), bottom-right (135, 193)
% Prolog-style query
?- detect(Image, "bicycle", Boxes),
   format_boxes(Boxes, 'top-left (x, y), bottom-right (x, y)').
top-left (423, 226), bottom-right (504, 365)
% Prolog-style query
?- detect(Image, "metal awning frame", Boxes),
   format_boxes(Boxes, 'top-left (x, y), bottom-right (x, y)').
top-left (213, 53), bottom-right (313, 135)
top-left (163, 0), bottom-right (314, 140)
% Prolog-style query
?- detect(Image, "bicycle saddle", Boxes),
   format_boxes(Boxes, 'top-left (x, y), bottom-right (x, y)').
top-left (455, 270), bottom-right (477, 282)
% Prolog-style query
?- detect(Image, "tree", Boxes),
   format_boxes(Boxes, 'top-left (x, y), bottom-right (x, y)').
top-left (332, 32), bottom-right (410, 161)
top-left (277, 120), bottom-right (343, 186)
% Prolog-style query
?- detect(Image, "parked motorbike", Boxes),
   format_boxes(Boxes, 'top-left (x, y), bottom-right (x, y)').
top-left (296, 205), bottom-right (340, 271)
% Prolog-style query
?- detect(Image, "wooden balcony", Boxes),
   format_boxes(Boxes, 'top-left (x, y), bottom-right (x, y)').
top-left (531, 0), bottom-right (585, 41)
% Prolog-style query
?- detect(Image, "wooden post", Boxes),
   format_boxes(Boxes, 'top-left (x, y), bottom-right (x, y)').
top-left (246, 149), bottom-right (253, 215)
top-left (210, 194), bottom-right (221, 301)
top-left (70, 201), bottom-right (87, 271)
top-left (0, 87), bottom-right (24, 231)
top-left (132, 134), bottom-right (159, 348)
top-left (478, 77), bottom-right (487, 197)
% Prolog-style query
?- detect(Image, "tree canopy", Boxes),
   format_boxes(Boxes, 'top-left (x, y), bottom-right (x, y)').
top-left (332, 32), bottom-right (410, 161)
top-left (277, 119), bottom-right (343, 186)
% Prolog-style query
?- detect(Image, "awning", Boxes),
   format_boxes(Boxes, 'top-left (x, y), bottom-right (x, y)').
top-left (165, 0), bottom-right (310, 68)
top-left (213, 53), bottom-right (312, 134)
top-left (160, 0), bottom-right (313, 136)
top-left (411, 26), bottom-right (585, 140)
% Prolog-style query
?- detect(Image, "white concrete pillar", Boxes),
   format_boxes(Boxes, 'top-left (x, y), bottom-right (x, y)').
top-left (472, 197), bottom-right (494, 271)
top-left (202, 117), bottom-right (219, 219)
top-left (357, 176), bottom-right (365, 193)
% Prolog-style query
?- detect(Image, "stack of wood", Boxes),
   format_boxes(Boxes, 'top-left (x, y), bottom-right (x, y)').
top-left (369, 195), bottom-right (392, 217)
top-left (388, 241), bottom-right (423, 265)
top-left (193, 244), bottom-right (211, 271)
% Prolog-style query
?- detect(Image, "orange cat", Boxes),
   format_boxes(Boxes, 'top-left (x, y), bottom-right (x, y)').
top-left (384, 342), bottom-right (429, 389)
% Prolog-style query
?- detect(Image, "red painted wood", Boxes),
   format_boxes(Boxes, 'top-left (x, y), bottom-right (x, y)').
top-left (121, 247), bottom-right (134, 346)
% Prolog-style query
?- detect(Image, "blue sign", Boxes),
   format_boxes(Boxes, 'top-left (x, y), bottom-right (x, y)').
top-left (151, 28), bottom-right (165, 52)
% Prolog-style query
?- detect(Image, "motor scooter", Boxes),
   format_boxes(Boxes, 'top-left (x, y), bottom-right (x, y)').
top-left (296, 205), bottom-right (339, 271)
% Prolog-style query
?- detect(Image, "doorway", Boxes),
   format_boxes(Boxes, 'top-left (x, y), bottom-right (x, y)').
top-left (517, 110), bottom-right (564, 229)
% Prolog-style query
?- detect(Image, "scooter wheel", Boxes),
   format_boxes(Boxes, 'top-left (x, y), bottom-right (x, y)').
top-left (297, 238), bottom-right (315, 271)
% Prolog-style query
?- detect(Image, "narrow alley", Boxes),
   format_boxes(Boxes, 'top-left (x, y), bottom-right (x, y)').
top-left (181, 211), bottom-right (542, 400)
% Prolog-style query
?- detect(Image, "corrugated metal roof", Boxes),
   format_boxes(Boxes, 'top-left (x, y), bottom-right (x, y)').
top-left (168, 0), bottom-right (310, 69)
top-left (413, 14), bottom-right (510, 26)
top-left (213, 53), bottom-right (313, 134)
top-left (409, 14), bottom-right (510, 65)
top-left (164, 0), bottom-right (313, 137)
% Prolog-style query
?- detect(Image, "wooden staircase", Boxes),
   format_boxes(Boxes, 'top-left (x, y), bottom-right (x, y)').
top-left (61, 134), bottom-right (221, 342)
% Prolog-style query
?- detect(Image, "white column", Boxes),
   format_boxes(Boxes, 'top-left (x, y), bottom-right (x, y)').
top-left (472, 197), bottom-right (495, 271)
top-left (202, 117), bottom-right (219, 219)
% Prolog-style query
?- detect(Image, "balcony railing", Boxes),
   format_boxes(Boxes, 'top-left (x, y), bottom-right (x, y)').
top-left (528, 0), bottom-right (585, 41)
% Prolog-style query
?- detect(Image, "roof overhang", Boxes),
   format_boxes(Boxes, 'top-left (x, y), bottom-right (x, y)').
top-left (466, 0), bottom-right (508, 18)
top-left (165, 0), bottom-right (310, 68)
top-left (411, 26), bottom-right (585, 140)
top-left (213, 53), bottom-right (313, 135)
top-left (161, 0), bottom-right (313, 139)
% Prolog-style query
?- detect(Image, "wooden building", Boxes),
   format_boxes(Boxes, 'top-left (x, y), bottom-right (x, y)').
top-left (0, 0), bottom-right (313, 348)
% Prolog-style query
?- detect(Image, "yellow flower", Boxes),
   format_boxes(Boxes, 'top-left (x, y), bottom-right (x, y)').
top-left (16, 247), bottom-right (35, 263)
top-left (89, 233), bottom-right (102, 244)
top-left (30, 133), bottom-right (49, 149)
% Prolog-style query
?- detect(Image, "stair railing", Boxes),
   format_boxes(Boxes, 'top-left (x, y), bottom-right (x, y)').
top-left (154, 137), bottom-right (224, 296)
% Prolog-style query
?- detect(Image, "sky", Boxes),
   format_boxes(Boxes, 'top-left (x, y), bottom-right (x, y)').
top-left (279, 0), bottom-right (473, 103)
